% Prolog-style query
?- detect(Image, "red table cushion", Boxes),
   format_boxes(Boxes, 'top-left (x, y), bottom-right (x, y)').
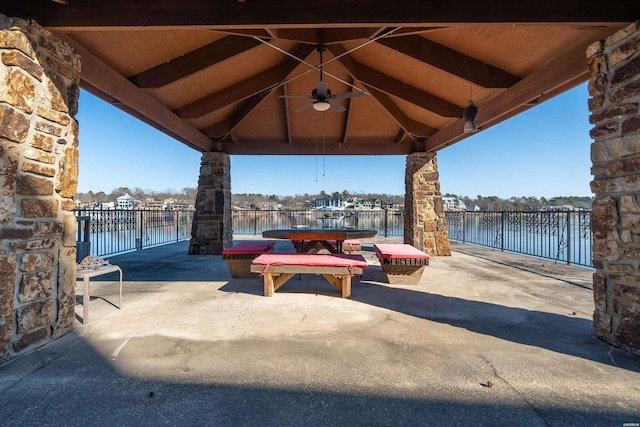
top-left (223, 241), bottom-right (275, 255)
top-left (374, 244), bottom-right (431, 260)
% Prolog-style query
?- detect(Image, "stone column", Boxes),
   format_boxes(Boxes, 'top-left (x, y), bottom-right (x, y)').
top-left (0, 16), bottom-right (80, 361)
top-left (405, 152), bottom-right (451, 256)
top-left (189, 152), bottom-right (232, 255)
top-left (588, 22), bottom-right (640, 355)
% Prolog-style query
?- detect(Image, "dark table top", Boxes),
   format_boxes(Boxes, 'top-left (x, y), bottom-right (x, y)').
top-left (262, 229), bottom-right (377, 240)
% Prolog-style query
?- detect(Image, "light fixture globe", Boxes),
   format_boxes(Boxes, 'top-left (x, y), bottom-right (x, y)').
top-left (313, 100), bottom-right (331, 112)
top-left (463, 100), bottom-right (478, 133)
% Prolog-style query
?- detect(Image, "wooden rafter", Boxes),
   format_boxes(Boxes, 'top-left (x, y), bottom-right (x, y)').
top-left (328, 45), bottom-right (461, 118)
top-left (340, 80), bottom-right (359, 145)
top-left (59, 35), bottom-right (214, 152)
top-left (217, 139), bottom-right (424, 155)
top-left (424, 35), bottom-right (601, 151)
top-left (363, 85), bottom-right (437, 138)
top-left (175, 44), bottom-right (315, 118)
top-left (275, 28), bottom-right (383, 45)
top-left (377, 36), bottom-right (521, 88)
top-left (129, 36), bottom-right (262, 88)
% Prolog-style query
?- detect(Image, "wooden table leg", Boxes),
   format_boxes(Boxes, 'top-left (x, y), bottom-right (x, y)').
top-left (264, 273), bottom-right (275, 296)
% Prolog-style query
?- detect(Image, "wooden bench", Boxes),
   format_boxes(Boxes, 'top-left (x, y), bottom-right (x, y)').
top-left (222, 241), bottom-right (275, 278)
top-left (250, 253), bottom-right (368, 298)
top-left (374, 243), bottom-right (431, 285)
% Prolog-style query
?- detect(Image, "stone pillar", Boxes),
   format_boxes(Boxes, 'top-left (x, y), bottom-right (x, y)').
top-left (189, 152), bottom-right (232, 255)
top-left (0, 15), bottom-right (80, 361)
top-left (405, 152), bottom-right (451, 256)
top-left (588, 22), bottom-right (640, 356)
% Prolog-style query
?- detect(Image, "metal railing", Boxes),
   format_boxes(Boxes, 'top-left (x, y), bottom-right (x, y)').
top-left (445, 210), bottom-right (592, 268)
top-left (74, 209), bottom-right (194, 258)
top-left (232, 209), bottom-right (404, 237)
top-left (75, 208), bottom-right (592, 268)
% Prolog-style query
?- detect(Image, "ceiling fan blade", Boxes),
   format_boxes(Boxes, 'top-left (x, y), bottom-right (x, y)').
top-left (296, 102), bottom-right (315, 112)
top-left (332, 91), bottom-right (365, 99)
top-left (329, 101), bottom-right (346, 113)
top-left (316, 81), bottom-right (329, 97)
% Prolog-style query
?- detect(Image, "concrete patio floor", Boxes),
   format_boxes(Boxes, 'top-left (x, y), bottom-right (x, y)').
top-left (1, 237), bottom-right (639, 426)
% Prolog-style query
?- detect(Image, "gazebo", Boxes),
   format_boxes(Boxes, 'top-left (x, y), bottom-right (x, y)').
top-left (1, 2), bottom-right (639, 358)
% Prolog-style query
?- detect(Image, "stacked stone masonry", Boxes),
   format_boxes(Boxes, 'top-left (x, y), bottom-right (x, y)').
top-left (404, 152), bottom-right (451, 256)
top-left (588, 21), bottom-right (640, 355)
top-left (0, 15), bottom-right (80, 361)
top-left (189, 152), bottom-right (233, 255)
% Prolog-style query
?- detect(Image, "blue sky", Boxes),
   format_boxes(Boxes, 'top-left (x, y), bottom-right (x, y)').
top-left (76, 83), bottom-right (593, 198)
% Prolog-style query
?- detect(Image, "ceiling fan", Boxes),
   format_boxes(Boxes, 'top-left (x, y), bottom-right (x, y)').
top-left (279, 46), bottom-right (364, 112)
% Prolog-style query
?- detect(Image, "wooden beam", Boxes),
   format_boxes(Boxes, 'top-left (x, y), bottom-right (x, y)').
top-left (129, 36), bottom-right (262, 88)
top-left (215, 92), bottom-right (270, 139)
top-left (201, 120), bottom-right (230, 139)
top-left (358, 63), bottom-right (463, 117)
top-left (424, 39), bottom-right (594, 152)
top-left (60, 35), bottom-right (214, 152)
top-left (340, 85), bottom-right (357, 145)
top-left (364, 85), bottom-right (437, 138)
top-left (213, 29), bottom-right (272, 39)
top-left (276, 28), bottom-right (382, 44)
top-left (328, 45), bottom-right (462, 118)
top-left (329, 44), bottom-right (438, 138)
top-left (175, 44), bottom-right (315, 118)
top-left (377, 35), bottom-right (521, 88)
top-left (282, 85), bottom-right (293, 144)
top-left (215, 139), bottom-right (423, 155)
top-left (7, 1), bottom-right (638, 29)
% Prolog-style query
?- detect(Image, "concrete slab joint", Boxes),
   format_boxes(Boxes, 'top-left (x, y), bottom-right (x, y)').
top-left (0, 15), bottom-right (80, 362)
top-left (588, 21), bottom-right (640, 355)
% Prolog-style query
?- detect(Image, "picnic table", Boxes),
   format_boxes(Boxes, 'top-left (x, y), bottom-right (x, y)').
top-left (262, 229), bottom-right (377, 254)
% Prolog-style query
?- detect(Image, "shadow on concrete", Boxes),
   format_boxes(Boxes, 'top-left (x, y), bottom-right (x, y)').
top-left (222, 274), bottom-right (640, 372)
top-left (0, 332), bottom-right (637, 427)
top-left (349, 279), bottom-right (640, 372)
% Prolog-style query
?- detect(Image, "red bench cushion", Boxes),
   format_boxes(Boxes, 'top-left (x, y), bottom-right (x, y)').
top-left (252, 253), bottom-right (368, 268)
top-left (303, 239), bottom-right (360, 245)
top-left (223, 241), bottom-right (275, 255)
top-left (374, 244), bottom-right (431, 260)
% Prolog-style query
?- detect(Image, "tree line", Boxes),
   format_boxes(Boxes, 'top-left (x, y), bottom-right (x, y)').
top-left (76, 187), bottom-right (198, 205)
top-left (76, 187), bottom-right (593, 211)
top-left (445, 194), bottom-right (594, 211)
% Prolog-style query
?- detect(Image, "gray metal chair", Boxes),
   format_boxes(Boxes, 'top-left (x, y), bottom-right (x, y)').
top-left (340, 214), bottom-right (358, 230)
top-left (290, 215), bottom-right (308, 229)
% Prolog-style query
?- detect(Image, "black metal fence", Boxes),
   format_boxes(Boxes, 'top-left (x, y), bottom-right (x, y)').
top-left (445, 210), bottom-right (592, 268)
top-left (74, 209), bottom-right (194, 258)
top-left (232, 209), bottom-right (405, 237)
top-left (75, 208), bottom-right (592, 268)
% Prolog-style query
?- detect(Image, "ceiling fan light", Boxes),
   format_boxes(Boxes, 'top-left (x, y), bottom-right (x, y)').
top-left (313, 100), bottom-right (331, 112)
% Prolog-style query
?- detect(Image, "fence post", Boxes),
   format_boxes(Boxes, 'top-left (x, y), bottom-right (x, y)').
top-left (253, 209), bottom-right (257, 235)
top-left (500, 211), bottom-right (505, 252)
top-left (175, 211), bottom-right (179, 242)
top-left (138, 211), bottom-right (144, 250)
top-left (566, 211), bottom-right (572, 265)
top-left (462, 211), bottom-right (466, 243)
top-left (384, 209), bottom-right (389, 237)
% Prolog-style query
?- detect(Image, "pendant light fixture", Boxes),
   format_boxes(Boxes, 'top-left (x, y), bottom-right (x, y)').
top-left (463, 85), bottom-right (478, 133)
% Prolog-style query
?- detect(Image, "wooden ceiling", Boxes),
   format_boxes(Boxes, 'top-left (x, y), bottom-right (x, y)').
top-left (6, 1), bottom-right (638, 155)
